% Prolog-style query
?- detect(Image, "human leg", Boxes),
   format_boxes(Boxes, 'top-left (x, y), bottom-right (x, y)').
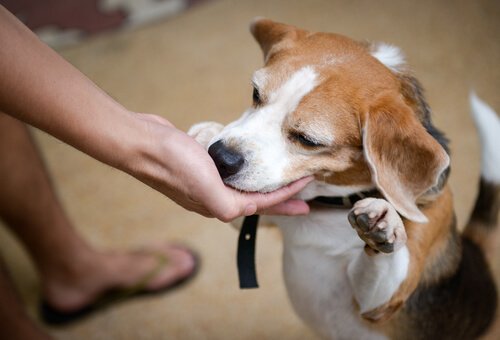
top-left (0, 112), bottom-right (196, 315)
top-left (0, 257), bottom-right (51, 339)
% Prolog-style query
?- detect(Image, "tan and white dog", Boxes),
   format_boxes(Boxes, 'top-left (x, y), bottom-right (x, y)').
top-left (189, 19), bottom-right (499, 339)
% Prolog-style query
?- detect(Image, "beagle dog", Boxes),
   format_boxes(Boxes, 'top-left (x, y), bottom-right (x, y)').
top-left (189, 19), bottom-right (499, 339)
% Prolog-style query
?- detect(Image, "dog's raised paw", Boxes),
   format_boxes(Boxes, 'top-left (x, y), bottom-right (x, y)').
top-left (348, 198), bottom-right (407, 254)
top-left (188, 122), bottom-right (224, 148)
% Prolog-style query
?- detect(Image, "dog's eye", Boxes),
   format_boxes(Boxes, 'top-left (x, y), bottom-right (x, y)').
top-left (252, 87), bottom-right (262, 106)
top-left (290, 131), bottom-right (324, 148)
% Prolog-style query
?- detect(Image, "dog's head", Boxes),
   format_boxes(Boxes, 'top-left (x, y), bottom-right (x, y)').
top-left (208, 19), bottom-right (450, 223)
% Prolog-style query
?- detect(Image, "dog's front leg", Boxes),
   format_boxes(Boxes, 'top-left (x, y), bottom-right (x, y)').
top-left (346, 198), bottom-right (410, 322)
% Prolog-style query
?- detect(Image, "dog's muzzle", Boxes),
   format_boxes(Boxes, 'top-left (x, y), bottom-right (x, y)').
top-left (208, 140), bottom-right (245, 180)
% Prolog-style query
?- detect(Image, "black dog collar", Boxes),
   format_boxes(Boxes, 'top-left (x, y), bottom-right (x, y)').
top-left (311, 189), bottom-right (379, 208)
top-left (237, 189), bottom-right (378, 289)
top-left (237, 215), bottom-right (260, 288)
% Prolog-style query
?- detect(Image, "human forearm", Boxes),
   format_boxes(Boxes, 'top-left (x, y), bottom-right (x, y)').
top-left (0, 6), bottom-right (140, 169)
top-left (0, 5), bottom-right (312, 221)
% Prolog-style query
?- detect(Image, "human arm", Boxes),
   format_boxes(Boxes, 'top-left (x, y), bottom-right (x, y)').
top-left (0, 6), bottom-right (311, 221)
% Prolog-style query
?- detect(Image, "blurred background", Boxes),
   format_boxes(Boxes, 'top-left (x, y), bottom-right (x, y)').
top-left (0, 0), bottom-right (498, 339)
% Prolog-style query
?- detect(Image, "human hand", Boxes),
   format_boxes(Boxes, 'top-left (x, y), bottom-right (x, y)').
top-left (0, 6), bottom-right (311, 222)
top-left (127, 113), bottom-right (312, 222)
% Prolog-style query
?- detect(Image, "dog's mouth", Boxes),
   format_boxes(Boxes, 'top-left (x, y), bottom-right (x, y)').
top-left (209, 139), bottom-right (291, 193)
top-left (222, 176), bottom-right (287, 194)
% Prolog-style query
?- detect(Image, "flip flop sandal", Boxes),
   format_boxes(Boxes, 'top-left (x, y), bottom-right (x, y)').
top-left (39, 247), bottom-right (199, 326)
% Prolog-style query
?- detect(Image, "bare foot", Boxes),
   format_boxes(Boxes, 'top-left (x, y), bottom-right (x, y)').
top-left (41, 243), bottom-right (197, 312)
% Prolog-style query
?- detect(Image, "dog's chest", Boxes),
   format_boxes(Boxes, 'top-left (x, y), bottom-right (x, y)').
top-left (275, 210), bottom-right (387, 340)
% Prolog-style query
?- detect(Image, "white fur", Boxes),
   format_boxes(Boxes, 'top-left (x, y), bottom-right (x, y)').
top-left (348, 246), bottom-right (409, 313)
top-left (273, 209), bottom-right (404, 339)
top-left (251, 69), bottom-right (269, 89)
top-left (470, 92), bottom-right (500, 184)
top-left (188, 121), bottom-right (224, 148)
top-left (211, 66), bottom-right (319, 192)
top-left (371, 43), bottom-right (405, 72)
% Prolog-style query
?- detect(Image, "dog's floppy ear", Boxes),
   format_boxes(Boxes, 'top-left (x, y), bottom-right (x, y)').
top-left (362, 92), bottom-right (450, 223)
top-left (250, 17), bottom-right (298, 60)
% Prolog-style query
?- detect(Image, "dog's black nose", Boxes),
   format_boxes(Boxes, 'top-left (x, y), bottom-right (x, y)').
top-left (208, 140), bottom-right (245, 179)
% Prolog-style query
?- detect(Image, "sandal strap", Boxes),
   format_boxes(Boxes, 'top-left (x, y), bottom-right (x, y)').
top-left (94, 253), bottom-right (169, 308)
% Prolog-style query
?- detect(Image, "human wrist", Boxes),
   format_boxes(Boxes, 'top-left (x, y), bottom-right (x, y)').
top-left (114, 112), bottom-right (177, 186)
top-left (70, 108), bottom-right (147, 174)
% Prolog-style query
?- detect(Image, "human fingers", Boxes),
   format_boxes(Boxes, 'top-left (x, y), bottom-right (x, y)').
top-left (259, 199), bottom-right (311, 216)
top-left (233, 176), bottom-right (314, 218)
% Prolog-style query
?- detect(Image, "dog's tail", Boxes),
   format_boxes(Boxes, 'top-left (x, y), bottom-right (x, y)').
top-left (463, 92), bottom-right (500, 258)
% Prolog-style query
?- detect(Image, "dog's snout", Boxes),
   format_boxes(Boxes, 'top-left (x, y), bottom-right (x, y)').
top-left (208, 140), bottom-right (245, 179)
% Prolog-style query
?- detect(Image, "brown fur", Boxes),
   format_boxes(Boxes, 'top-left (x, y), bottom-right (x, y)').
top-left (361, 92), bottom-right (449, 222)
top-left (363, 187), bottom-right (455, 323)
top-left (250, 18), bottom-right (498, 339)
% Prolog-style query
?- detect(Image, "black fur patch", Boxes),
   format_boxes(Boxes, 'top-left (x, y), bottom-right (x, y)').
top-left (401, 237), bottom-right (497, 339)
top-left (470, 178), bottom-right (500, 228)
top-left (398, 73), bottom-right (450, 155)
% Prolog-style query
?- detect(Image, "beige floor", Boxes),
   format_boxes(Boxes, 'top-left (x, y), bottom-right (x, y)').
top-left (0, 0), bottom-right (499, 339)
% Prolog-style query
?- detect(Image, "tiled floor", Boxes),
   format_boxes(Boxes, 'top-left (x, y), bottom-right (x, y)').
top-left (0, 0), bottom-right (498, 339)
